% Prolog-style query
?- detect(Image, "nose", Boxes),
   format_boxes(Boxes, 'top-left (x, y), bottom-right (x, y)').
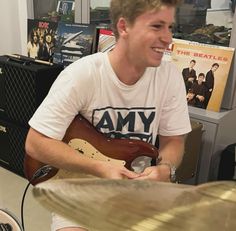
top-left (160, 27), bottom-right (172, 45)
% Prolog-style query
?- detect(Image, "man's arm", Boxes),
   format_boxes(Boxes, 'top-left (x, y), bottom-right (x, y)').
top-left (136, 135), bottom-right (186, 182)
top-left (158, 134), bottom-right (185, 168)
top-left (25, 127), bottom-right (139, 180)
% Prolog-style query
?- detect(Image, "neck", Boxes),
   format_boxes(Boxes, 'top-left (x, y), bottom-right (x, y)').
top-left (108, 46), bottom-right (146, 85)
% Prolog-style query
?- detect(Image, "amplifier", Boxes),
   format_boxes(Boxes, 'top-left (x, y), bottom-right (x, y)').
top-left (0, 55), bottom-right (63, 126)
top-left (0, 119), bottom-right (28, 177)
top-left (0, 64), bottom-right (6, 120)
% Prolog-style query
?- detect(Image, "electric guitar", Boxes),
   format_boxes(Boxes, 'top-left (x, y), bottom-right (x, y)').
top-left (24, 114), bottom-right (159, 185)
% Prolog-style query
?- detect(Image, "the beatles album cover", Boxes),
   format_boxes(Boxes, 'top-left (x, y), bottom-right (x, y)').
top-left (53, 22), bottom-right (95, 67)
top-left (27, 19), bottom-right (58, 62)
top-left (169, 39), bottom-right (235, 112)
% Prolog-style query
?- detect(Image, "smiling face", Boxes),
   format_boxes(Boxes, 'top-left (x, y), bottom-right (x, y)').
top-left (119, 6), bottom-right (175, 69)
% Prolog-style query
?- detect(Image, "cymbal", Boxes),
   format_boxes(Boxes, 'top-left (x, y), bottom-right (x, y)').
top-left (32, 179), bottom-right (236, 231)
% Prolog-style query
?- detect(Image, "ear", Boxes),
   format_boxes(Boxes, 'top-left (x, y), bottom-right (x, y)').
top-left (117, 17), bottom-right (129, 38)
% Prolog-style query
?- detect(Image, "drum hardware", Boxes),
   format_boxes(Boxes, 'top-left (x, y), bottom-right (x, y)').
top-left (0, 209), bottom-right (23, 231)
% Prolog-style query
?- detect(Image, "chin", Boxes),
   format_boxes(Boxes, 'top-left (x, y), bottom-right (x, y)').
top-left (148, 54), bottom-right (163, 66)
top-left (149, 60), bottom-right (162, 67)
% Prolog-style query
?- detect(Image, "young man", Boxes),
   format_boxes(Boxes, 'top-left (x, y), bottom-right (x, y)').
top-left (204, 62), bottom-right (219, 109)
top-left (25, 0), bottom-right (191, 230)
top-left (187, 73), bottom-right (207, 108)
top-left (182, 59), bottom-right (197, 93)
top-left (27, 31), bottom-right (39, 59)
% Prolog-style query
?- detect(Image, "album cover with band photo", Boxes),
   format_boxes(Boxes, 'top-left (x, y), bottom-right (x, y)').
top-left (169, 39), bottom-right (235, 112)
top-left (27, 19), bottom-right (58, 62)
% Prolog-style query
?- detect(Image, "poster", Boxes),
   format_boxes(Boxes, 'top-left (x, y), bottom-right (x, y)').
top-left (170, 39), bottom-right (235, 112)
top-left (53, 22), bottom-right (95, 67)
top-left (27, 19), bottom-right (58, 62)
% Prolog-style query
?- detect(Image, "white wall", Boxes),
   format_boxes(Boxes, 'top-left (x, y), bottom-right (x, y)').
top-left (206, 9), bottom-right (233, 27)
top-left (211, 0), bottom-right (230, 9)
top-left (206, 0), bottom-right (233, 27)
top-left (0, 0), bottom-right (28, 56)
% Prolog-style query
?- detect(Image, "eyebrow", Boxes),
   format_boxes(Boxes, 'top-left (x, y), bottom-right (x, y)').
top-left (154, 20), bottom-right (175, 25)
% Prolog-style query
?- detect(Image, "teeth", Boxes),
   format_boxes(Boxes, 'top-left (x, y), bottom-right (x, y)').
top-left (153, 48), bottom-right (165, 53)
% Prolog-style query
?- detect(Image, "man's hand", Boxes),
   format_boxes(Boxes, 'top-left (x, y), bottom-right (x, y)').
top-left (186, 93), bottom-right (194, 101)
top-left (188, 77), bottom-right (194, 82)
top-left (134, 135), bottom-right (186, 182)
top-left (134, 165), bottom-right (171, 182)
top-left (196, 95), bottom-right (204, 102)
top-left (92, 160), bottom-right (140, 179)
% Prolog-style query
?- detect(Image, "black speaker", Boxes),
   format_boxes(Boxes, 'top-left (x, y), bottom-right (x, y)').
top-left (218, 143), bottom-right (236, 181)
top-left (0, 119), bottom-right (28, 177)
top-left (0, 55), bottom-right (63, 127)
top-left (0, 54), bottom-right (63, 177)
top-left (0, 64), bottom-right (6, 120)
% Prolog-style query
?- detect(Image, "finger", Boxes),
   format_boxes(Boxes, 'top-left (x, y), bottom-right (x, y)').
top-left (138, 172), bottom-right (149, 177)
top-left (122, 170), bottom-right (140, 179)
top-left (133, 175), bottom-right (150, 180)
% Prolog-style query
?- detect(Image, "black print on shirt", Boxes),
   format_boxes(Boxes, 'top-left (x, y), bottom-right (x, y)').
top-left (92, 107), bottom-right (156, 143)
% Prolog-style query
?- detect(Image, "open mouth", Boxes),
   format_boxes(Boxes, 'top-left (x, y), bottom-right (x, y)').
top-left (152, 47), bottom-right (165, 53)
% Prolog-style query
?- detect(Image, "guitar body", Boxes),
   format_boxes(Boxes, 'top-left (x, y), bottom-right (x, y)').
top-left (24, 114), bottom-right (159, 185)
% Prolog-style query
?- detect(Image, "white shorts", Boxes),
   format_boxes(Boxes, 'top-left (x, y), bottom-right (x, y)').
top-left (51, 213), bottom-right (87, 231)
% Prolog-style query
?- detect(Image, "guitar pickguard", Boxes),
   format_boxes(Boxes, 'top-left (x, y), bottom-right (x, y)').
top-left (69, 138), bottom-right (126, 166)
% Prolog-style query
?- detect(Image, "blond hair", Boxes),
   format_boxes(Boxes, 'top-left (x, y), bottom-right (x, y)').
top-left (110, 0), bottom-right (181, 38)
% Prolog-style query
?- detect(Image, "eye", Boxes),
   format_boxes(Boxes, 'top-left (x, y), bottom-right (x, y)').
top-left (152, 24), bottom-right (162, 30)
top-left (168, 25), bottom-right (174, 33)
top-left (151, 23), bottom-right (174, 32)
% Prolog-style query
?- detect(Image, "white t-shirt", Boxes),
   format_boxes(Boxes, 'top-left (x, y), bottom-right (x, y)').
top-left (29, 52), bottom-right (191, 145)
